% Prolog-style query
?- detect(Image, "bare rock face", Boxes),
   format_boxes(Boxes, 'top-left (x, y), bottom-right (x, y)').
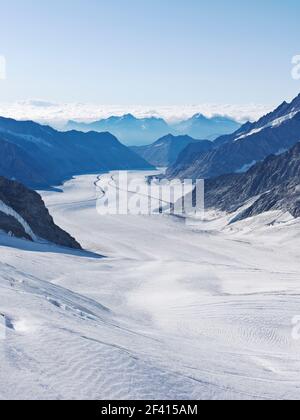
top-left (0, 177), bottom-right (82, 249)
top-left (203, 142), bottom-right (300, 221)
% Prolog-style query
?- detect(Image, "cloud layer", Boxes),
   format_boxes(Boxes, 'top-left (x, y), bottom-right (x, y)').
top-left (0, 100), bottom-right (273, 128)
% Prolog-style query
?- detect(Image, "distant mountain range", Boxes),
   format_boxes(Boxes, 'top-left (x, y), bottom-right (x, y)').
top-left (65, 114), bottom-right (240, 146)
top-left (0, 117), bottom-right (153, 188)
top-left (0, 176), bottom-right (81, 248)
top-left (173, 114), bottom-right (240, 141)
top-left (65, 115), bottom-right (170, 146)
top-left (131, 134), bottom-right (212, 167)
top-left (203, 141), bottom-right (300, 221)
top-left (168, 93), bottom-right (300, 180)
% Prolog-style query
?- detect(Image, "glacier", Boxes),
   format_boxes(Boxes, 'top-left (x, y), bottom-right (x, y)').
top-left (0, 171), bottom-right (300, 400)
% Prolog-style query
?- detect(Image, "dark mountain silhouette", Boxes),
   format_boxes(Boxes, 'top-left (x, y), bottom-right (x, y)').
top-left (0, 116), bottom-right (154, 188)
top-left (131, 134), bottom-right (211, 167)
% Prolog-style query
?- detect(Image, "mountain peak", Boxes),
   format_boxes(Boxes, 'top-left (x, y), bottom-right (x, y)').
top-left (289, 92), bottom-right (300, 109)
top-left (191, 113), bottom-right (208, 121)
top-left (122, 113), bottom-right (136, 120)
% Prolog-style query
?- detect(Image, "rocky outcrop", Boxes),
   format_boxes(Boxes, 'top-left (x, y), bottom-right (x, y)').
top-left (0, 211), bottom-right (32, 241)
top-left (0, 177), bottom-right (81, 249)
top-left (202, 142), bottom-right (300, 221)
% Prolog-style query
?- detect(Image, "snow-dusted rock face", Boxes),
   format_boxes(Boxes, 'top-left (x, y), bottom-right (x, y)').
top-left (168, 93), bottom-right (300, 180)
top-left (202, 142), bottom-right (300, 221)
top-left (0, 177), bottom-right (81, 249)
top-left (0, 200), bottom-right (37, 241)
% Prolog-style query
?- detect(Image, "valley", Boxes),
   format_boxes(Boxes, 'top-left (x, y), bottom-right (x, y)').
top-left (0, 171), bottom-right (300, 400)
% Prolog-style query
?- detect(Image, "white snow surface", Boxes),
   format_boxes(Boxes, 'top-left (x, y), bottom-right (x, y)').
top-left (0, 171), bottom-right (300, 400)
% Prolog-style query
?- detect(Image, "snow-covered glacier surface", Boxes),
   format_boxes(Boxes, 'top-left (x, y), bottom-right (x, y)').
top-left (0, 171), bottom-right (300, 400)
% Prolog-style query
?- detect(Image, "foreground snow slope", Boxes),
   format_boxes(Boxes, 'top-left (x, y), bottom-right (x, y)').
top-left (0, 171), bottom-right (300, 400)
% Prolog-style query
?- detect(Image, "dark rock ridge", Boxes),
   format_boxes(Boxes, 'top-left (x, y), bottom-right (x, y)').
top-left (0, 116), bottom-right (154, 189)
top-left (0, 177), bottom-right (81, 248)
top-left (202, 142), bottom-right (300, 221)
top-left (168, 93), bottom-right (300, 180)
top-left (131, 134), bottom-right (211, 167)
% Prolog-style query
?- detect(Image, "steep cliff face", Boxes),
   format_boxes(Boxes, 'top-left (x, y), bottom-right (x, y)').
top-left (203, 142), bottom-right (300, 221)
top-left (0, 177), bottom-right (81, 249)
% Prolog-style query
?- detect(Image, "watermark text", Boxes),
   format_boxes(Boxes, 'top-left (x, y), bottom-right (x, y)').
top-left (292, 55), bottom-right (300, 80)
top-left (96, 172), bottom-right (204, 220)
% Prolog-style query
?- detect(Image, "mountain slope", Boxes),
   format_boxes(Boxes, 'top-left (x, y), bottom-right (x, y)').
top-left (203, 142), bottom-right (300, 220)
top-left (169, 94), bottom-right (300, 180)
top-left (131, 134), bottom-right (209, 167)
top-left (166, 140), bottom-right (215, 178)
top-left (65, 114), bottom-right (170, 146)
top-left (0, 137), bottom-right (49, 187)
top-left (0, 117), bottom-right (153, 188)
top-left (0, 177), bottom-right (81, 248)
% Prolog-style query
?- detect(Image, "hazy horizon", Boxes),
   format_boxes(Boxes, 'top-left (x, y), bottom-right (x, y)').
top-left (0, 99), bottom-right (275, 127)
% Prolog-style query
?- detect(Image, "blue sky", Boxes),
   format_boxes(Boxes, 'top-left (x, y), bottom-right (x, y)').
top-left (1, 0), bottom-right (300, 107)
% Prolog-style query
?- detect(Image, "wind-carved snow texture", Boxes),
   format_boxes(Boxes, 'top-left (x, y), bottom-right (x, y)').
top-left (0, 171), bottom-right (300, 400)
top-left (0, 200), bottom-right (37, 241)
